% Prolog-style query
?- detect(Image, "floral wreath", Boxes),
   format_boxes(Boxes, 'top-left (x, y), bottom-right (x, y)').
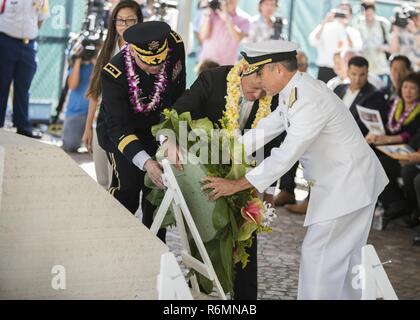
top-left (220, 59), bottom-right (273, 136)
top-left (123, 44), bottom-right (170, 114)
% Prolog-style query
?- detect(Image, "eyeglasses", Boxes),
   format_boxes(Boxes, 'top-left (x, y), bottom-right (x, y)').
top-left (114, 18), bottom-right (138, 26)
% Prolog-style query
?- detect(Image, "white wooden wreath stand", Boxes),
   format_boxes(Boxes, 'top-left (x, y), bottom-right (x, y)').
top-left (151, 159), bottom-right (227, 300)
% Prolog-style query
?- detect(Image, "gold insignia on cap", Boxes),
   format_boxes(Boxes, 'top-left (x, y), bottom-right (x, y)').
top-left (131, 40), bottom-right (169, 65)
top-left (104, 63), bottom-right (122, 79)
top-left (148, 41), bottom-right (160, 51)
top-left (243, 64), bottom-right (259, 76)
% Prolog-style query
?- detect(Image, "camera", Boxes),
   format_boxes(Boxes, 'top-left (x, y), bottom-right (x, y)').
top-left (66, 0), bottom-right (108, 63)
top-left (271, 17), bottom-right (288, 40)
top-left (67, 14), bottom-right (103, 62)
top-left (153, 0), bottom-right (178, 17)
top-left (79, 32), bottom-right (101, 61)
top-left (332, 9), bottom-right (347, 19)
top-left (209, 0), bottom-right (222, 11)
top-left (392, 5), bottom-right (418, 29)
top-left (150, 0), bottom-right (178, 25)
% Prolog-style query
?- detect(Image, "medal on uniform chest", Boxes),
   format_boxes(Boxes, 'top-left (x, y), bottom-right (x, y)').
top-left (123, 44), bottom-right (170, 114)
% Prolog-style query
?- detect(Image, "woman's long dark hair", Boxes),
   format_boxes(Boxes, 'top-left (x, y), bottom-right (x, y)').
top-left (86, 0), bottom-right (143, 100)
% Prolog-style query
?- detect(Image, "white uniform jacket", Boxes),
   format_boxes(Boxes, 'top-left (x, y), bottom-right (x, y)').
top-left (242, 72), bottom-right (389, 227)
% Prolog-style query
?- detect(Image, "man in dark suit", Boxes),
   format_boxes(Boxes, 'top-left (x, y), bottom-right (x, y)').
top-left (171, 60), bottom-right (281, 300)
top-left (334, 56), bottom-right (387, 137)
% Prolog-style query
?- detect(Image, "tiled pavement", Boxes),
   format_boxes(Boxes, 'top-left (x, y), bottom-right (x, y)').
top-left (67, 150), bottom-right (420, 300)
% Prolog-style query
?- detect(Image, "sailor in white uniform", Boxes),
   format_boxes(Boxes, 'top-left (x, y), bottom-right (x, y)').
top-left (202, 40), bottom-right (389, 300)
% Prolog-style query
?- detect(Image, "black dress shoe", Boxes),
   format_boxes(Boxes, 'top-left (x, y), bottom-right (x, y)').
top-left (16, 129), bottom-right (42, 139)
top-left (383, 202), bottom-right (408, 220)
top-left (403, 210), bottom-right (420, 228)
top-left (413, 234), bottom-right (420, 246)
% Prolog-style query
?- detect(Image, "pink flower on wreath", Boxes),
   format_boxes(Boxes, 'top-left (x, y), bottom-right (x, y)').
top-left (241, 198), bottom-right (265, 225)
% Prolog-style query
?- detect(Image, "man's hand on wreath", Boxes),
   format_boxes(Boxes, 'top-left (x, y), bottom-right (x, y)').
top-left (162, 139), bottom-right (183, 171)
top-left (201, 176), bottom-right (252, 201)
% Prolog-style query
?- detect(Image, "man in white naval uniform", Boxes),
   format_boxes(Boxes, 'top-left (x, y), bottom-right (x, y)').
top-left (202, 40), bottom-right (389, 300)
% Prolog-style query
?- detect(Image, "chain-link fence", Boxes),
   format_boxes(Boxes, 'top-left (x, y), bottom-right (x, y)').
top-left (29, 0), bottom-right (87, 123)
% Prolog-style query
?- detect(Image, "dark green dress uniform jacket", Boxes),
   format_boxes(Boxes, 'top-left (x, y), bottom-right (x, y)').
top-left (97, 31), bottom-right (186, 163)
top-left (172, 65), bottom-right (281, 160)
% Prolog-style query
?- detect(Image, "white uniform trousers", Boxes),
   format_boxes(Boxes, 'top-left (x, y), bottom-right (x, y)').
top-left (297, 202), bottom-right (375, 300)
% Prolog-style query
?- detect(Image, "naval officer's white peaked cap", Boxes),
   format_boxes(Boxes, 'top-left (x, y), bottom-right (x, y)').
top-left (240, 40), bottom-right (299, 76)
top-left (242, 40), bottom-right (299, 58)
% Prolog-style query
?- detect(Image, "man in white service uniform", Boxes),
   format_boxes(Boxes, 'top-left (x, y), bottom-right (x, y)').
top-left (202, 40), bottom-right (389, 300)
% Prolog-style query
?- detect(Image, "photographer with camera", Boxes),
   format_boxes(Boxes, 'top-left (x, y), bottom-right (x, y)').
top-left (354, 1), bottom-right (391, 81)
top-left (148, 0), bottom-right (178, 30)
top-left (247, 0), bottom-right (287, 43)
top-left (61, 43), bottom-right (97, 153)
top-left (0, 0), bottom-right (49, 139)
top-left (390, 5), bottom-right (420, 71)
top-left (309, 2), bottom-right (362, 83)
top-left (198, 0), bottom-right (250, 66)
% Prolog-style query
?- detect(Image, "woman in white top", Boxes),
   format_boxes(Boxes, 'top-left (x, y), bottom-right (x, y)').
top-left (83, 0), bottom-right (143, 188)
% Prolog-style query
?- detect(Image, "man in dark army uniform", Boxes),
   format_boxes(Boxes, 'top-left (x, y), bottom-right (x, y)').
top-left (96, 21), bottom-right (186, 242)
top-left (171, 55), bottom-right (281, 300)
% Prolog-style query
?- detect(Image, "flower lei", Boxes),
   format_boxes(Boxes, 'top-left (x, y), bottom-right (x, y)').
top-left (221, 59), bottom-right (272, 136)
top-left (387, 98), bottom-right (420, 134)
top-left (123, 44), bottom-right (169, 114)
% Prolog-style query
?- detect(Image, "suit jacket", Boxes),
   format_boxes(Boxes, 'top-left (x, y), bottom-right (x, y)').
top-left (334, 82), bottom-right (387, 136)
top-left (409, 128), bottom-right (420, 151)
top-left (243, 72), bottom-right (389, 227)
top-left (96, 31), bottom-right (186, 162)
top-left (173, 66), bottom-right (281, 159)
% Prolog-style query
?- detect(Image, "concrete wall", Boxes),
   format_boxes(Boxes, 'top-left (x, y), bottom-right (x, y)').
top-left (0, 130), bottom-right (168, 299)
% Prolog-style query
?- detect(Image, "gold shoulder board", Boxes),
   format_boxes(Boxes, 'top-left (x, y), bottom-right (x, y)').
top-left (170, 31), bottom-right (183, 44)
top-left (104, 63), bottom-right (122, 79)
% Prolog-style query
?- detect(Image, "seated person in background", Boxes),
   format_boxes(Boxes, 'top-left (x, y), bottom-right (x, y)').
top-left (62, 46), bottom-right (95, 152)
top-left (366, 72), bottom-right (420, 224)
top-left (381, 54), bottom-right (412, 104)
top-left (327, 51), bottom-right (347, 91)
top-left (334, 56), bottom-right (387, 136)
top-left (400, 129), bottom-right (420, 230)
top-left (328, 50), bottom-right (384, 91)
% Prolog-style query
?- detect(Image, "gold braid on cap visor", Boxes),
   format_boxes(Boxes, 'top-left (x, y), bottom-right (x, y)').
top-left (242, 64), bottom-right (259, 76)
top-left (242, 58), bottom-right (273, 76)
top-left (131, 40), bottom-right (169, 65)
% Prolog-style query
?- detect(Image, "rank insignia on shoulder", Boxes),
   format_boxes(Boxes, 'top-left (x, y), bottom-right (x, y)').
top-left (172, 60), bottom-right (183, 81)
top-left (288, 87), bottom-right (298, 109)
top-left (104, 63), bottom-right (122, 79)
top-left (170, 31), bottom-right (183, 44)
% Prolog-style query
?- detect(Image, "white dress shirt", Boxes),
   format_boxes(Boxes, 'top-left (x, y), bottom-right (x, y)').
top-left (342, 88), bottom-right (360, 109)
top-left (0, 0), bottom-right (49, 40)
